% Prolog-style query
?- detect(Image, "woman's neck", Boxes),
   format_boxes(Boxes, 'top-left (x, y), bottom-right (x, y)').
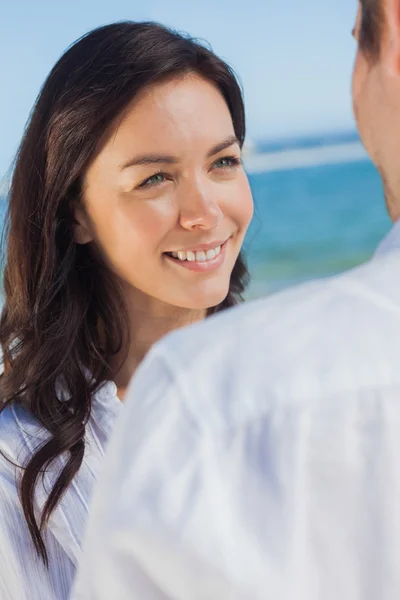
top-left (113, 292), bottom-right (206, 400)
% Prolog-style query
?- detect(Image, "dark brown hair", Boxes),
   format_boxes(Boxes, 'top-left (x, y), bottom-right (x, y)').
top-left (0, 21), bottom-right (249, 565)
top-left (359, 0), bottom-right (383, 58)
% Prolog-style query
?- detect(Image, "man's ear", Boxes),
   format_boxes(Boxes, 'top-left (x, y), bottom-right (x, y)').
top-left (382, 0), bottom-right (400, 75)
top-left (71, 200), bottom-right (94, 245)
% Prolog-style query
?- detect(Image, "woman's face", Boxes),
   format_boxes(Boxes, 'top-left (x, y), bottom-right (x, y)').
top-left (78, 74), bottom-right (253, 311)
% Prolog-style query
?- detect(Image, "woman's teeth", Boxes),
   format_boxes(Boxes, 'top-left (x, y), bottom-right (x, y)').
top-left (170, 245), bottom-right (222, 262)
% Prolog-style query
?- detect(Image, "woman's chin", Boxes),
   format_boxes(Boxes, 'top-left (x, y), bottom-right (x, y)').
top-left (172, 286), bottom-right (231, 312)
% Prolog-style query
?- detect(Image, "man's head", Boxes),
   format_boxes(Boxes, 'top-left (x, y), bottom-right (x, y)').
top-left (353, 0), bottom-right (400, 220)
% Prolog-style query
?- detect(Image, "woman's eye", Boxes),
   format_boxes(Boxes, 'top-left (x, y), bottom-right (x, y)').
top-left (213, 156), bottom-right (242, 170)
top-left (139, 172), bottom-right (167, 188)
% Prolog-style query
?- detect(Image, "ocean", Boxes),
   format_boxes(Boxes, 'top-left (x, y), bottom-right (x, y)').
top-left (245, 156), bottom-right (390, 299)
top-left (0, 143), bottom-right (391, 301)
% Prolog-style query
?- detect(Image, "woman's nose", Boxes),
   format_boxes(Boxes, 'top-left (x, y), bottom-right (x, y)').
top-left (178, 183), bottom-right (223, 231)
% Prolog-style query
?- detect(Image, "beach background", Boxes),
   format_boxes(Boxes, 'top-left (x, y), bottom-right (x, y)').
top-left (243, 134), bottom-right (389, 299)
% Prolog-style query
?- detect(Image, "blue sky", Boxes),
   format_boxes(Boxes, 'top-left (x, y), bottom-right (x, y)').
top-left (0, 0), bottom-right (358, 178)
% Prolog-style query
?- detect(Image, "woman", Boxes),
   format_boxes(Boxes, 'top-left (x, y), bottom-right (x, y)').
top-left (0, 21), bottom-right (253, 599)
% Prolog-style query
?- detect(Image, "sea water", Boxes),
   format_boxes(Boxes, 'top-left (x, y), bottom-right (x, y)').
top-left (245, 158), bottom-right (390, 298)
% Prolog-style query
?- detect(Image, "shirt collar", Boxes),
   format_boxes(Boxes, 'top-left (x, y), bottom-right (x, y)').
top-left (373, 219), bottom-right (400, 259)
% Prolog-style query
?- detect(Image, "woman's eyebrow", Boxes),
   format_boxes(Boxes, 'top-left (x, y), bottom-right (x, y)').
top-left (121, 154), bottom-right (179, 170)
top-left (206, 135), bottom-right (240, 158)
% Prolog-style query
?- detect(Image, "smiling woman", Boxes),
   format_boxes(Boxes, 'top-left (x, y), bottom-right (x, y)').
top-left (0, 21), bottom-right (253, 600)
top-left (79, 75), bottom-right (252, 314)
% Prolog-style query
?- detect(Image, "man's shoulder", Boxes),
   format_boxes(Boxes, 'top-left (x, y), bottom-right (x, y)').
top-left (166, 252), bottom-right (400, 357)
top-left (150, 253), bottom-right (400, 422)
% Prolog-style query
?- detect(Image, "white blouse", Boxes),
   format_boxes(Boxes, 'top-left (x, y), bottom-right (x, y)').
top-left (0, 380), bottom-right (121, 600)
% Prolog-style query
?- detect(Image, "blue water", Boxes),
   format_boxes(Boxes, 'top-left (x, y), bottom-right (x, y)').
top-left (256, 130), bottom-right (360, 154)
top-left (0, 157), bottom-right (391, 300)
top-left (245, 159), bottom-right (391, 298)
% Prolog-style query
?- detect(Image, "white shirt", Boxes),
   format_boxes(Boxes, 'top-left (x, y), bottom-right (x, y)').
top-left (0, 380), bottom-right (121, 600)
top-left (73, 221), bottom-right (400, 600)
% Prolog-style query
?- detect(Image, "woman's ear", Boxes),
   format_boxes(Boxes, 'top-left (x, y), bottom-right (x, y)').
top-left (71, 200), bottom-right (94, 245)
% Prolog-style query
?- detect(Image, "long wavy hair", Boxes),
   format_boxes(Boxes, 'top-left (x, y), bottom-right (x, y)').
top-left (0, 21), bottom-right (249, 565)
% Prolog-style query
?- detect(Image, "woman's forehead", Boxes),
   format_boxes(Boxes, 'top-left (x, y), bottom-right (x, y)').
top-left (97, 75), bottom-right (235, 162)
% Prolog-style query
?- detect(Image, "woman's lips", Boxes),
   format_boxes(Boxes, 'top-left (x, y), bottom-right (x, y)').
top-left (164, 239), bottom-right (229, 273)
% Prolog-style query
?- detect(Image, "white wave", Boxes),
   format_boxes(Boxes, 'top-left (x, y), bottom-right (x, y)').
top-left (243, 141), bottom-right (369, 174)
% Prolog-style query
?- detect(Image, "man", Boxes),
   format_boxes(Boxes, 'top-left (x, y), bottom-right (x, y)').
top-left (73, 2), bottom-right (400, 598)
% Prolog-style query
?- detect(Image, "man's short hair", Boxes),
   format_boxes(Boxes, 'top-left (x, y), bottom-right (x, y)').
top-left (359, 0), bottom-right (382, 58)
